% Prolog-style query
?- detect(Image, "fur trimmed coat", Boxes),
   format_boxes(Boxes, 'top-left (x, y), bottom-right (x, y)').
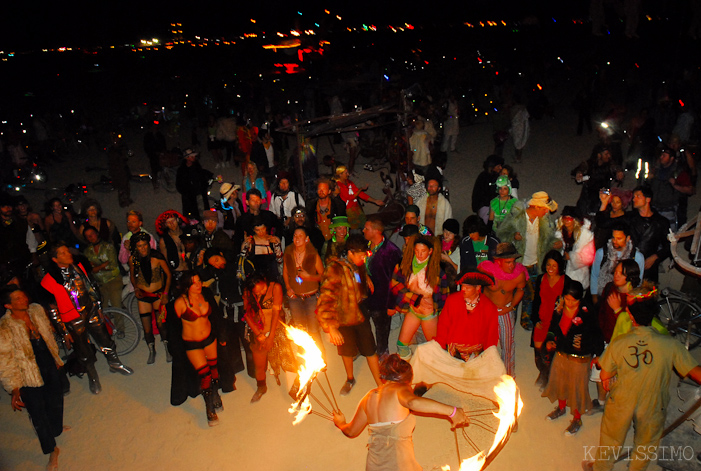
top-left (0, 304), bottom-right (63, 393)
top-left (496, 200), bottom-right (560, 274)
top-left (316, 256), bottom-right (369, 331)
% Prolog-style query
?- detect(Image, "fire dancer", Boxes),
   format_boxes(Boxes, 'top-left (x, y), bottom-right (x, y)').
top-left (332, 354), bottom-right (468, 471)
top-left (317, 234), bottom-right (382, 396)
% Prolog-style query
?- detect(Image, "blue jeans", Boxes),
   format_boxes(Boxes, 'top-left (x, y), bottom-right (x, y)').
top-left (288, 295), bottom-right (326, 358)
top-left (520, 264), bottom-right (539, 330)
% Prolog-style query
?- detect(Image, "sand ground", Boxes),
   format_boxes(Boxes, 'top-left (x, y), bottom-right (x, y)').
top-left (1, 105), bottom-right (700, 471)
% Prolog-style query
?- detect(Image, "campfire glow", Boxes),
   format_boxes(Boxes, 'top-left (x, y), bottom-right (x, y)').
top-left (444, 375), bottom-right (523, 470)
top-left (285, 324), bottom-right (327, 425)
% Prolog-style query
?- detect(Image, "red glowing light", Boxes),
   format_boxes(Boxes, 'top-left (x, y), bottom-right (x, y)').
top-left (679, 99), bottom-right (685, 107)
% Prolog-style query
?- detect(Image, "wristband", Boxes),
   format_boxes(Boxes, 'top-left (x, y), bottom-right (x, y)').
top-left (449, 406), bottom-right (457, 418)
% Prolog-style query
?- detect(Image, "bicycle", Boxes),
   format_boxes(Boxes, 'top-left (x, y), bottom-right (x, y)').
top-left (53, 306), bottom-right (141, 359)
top-left (104, 306), bottom-right (141, 355)
top-left (657, 287), bottom-right (701, 351)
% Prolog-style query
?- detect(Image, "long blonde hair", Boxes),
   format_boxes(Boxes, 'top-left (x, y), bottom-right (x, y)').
top-left (399, 235), bottom-right (442, 289)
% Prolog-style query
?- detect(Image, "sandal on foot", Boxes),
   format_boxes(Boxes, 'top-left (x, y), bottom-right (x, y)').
top-left (340, 378), bottom-right (356, 396)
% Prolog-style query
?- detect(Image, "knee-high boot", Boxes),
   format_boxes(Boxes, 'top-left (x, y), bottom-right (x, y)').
top-left (202, 386), bottom-right (219, 426)
top-left (534, 349), bottom-right (549, 389)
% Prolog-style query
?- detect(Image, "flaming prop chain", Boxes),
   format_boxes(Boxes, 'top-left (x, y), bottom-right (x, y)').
top-left (443, 375), bottom-right (523, 471)
top-left (284, 324), bottom-right (336, 425)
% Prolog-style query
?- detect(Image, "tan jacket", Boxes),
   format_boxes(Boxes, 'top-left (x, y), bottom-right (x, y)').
top-left (316, 257), bottom-right (368, 331)
top-left (0, 304), bottom-right (63, 393)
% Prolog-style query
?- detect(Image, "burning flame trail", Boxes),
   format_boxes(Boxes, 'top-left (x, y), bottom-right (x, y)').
top-left (284, 324), bottom-right (329, 425)
top-left (443, 375), bottom-right (523, 471)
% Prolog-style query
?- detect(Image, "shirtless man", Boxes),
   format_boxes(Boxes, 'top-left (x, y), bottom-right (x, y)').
top-left (332, 354), bottom-right (468, 471)
top-left (416, 178), bottom-right (452, 236)
top-left (129, 232), bottom-right (172, 364)
top-left (479, 243), bottom-right (528, 377)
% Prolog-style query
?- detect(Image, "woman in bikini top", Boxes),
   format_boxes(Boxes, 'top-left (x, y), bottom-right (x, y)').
top-left (173, 272), bottom-right (222, 426)
top-left (175, 274), bottom-right (214, 343)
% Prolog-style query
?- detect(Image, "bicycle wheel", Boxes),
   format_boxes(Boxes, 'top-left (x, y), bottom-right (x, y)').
top-left (123, 291), bottom-right (140, 320)
top-left (657, 296), bottom-right (701, 350)
top-left (104, 308), bottom-right (141, 355)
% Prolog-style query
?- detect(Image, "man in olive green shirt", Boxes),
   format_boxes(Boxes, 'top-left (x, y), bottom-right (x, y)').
top-left (589, 298), bottom-right (701, 471)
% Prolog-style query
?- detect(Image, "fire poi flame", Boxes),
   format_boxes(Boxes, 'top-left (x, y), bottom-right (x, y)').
top-left (284, 324), bottom-right (327, 425)
top-left (443, 375), bottom-right (523, 471)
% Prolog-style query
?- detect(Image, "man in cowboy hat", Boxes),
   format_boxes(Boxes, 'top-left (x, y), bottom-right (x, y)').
top-left (496, 190), bottom-right (562, 330)
top-left (216, 182), bottom-right (243, 237)
top-left (479, 243), bottom-right (529, 377)
top-left (410, 268), bottom-right (507, 397)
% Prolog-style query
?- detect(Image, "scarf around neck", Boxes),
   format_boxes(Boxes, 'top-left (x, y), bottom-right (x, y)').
top-left (598, 238), bottom-right (634, 295)
top-left (412, 256), bottom-right (429, 275)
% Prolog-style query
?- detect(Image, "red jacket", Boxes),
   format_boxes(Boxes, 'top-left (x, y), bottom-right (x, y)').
top-left (434, 291), bottom-right (499, 352)
top-left (40, 263), bottom-right (89, 323)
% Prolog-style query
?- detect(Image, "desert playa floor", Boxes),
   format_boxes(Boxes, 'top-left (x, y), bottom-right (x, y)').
top-left (2, 106), bottom-right (700, 471)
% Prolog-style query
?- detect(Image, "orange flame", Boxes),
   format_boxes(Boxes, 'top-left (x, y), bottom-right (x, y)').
top-left (444, 375), bottom-right (523, 470)
top-left (285, 324), bottom-right (326, 425)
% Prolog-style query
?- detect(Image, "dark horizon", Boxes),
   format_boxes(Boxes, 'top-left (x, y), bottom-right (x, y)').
top-left (0, 1), bottom-right (601, 51)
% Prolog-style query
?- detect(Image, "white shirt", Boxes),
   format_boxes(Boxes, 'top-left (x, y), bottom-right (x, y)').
top-left (523, 216), bottom-right (539, 267)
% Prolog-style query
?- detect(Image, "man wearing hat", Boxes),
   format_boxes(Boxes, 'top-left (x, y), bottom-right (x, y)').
top-left (284, 205), bottom-right (324, 254)
top-left (270, 171), bottom-right (305, 228)
top-left (322, 216), bottom-right (351, 262)
top-left (409, 268), bottom-right (507, 398)
top-left (489, 175), bottom-right (517, 231)
top-left (388, 205), bottom-right (431, 252)
top-left (200, 209), bottom-right (235, 259)
top-left (479, 243), bottom-right (529, 377)
top-left (176, 149), bottom-right (214, 221)
top-left (496, 191), bottom-right (562, 330)
top-left (216, 182), bottom-right (243, 237)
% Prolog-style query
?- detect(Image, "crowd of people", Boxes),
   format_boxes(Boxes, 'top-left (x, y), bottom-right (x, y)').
top-left (1, 107), bottom-right (701, 471)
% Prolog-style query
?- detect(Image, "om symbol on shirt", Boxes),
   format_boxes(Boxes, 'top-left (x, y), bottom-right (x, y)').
top-left (624, 341), bottom-right (653, 368)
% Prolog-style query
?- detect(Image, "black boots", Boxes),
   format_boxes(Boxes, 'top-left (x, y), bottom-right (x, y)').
top-left (162, 340), bottom-right (172, 363)
top-left (85, 363), bottom-right (102, 395)
top-left (535, 350), bottom-right (550, 390)
top-left (202, 387), bottom-right (219, 427)
top-left (211, 379), bottom-right (223, 411)
top-left (147, 343), bottom-right (156, 364)
top-left (105, 349), bottom-right (134, 375)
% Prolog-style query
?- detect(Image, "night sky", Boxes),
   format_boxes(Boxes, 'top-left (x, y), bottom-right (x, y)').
top-left (0, 1), bottom-right (588, 50)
